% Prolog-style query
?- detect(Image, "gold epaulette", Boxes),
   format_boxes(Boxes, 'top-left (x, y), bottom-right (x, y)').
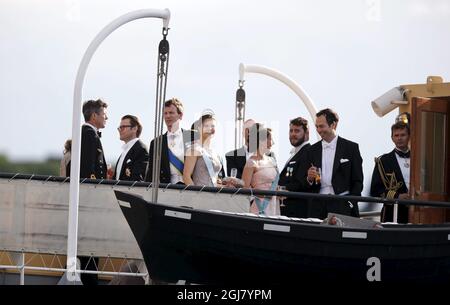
top-left (375, 156), bottom-right (402, 198)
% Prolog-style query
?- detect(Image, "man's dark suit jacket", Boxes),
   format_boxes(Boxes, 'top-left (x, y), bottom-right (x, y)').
top-left (278, 143), bottom-right (311, 218)
top-left (80, 125), bottom-right (106, 179)
top-left (225, 146), bottom-right (276, 179)
top-left (305, 136), bottom-right (363, 218)
top-left (370, 150), bottom-right (409, 223)
top-left (79, 124), bottom-right (106, 285)
top-left (145, 130), bottom-right (191, 183)
top-left (114, 140), bottom-right (149, 181)
top-left (225, 146), bottom-right (247, 179)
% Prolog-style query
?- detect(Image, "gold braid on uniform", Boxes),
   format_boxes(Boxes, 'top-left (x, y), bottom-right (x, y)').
top-left (374, 157), bottom-right (403, 200)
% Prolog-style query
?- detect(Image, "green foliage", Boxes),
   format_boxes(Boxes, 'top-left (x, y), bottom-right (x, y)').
top-left (0, 154), bottom-right (60, 176)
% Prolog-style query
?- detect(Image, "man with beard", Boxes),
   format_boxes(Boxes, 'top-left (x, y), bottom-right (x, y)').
top-left (305, 108), bottom-right (363, 219)
top-left (278, 117), bottom-right (311, 218)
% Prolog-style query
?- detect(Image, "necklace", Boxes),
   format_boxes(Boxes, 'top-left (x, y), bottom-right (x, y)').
top-left (403, 159), bottom-right (410, 168)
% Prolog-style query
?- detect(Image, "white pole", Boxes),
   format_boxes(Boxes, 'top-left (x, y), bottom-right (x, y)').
top-left (19, 252), bottom-right (25, 285)
top-left (239, 63), bottom-right (319, 138)
top-left (66, 8), bottom-right (171, 283)
top-left (393, 203), bottom-right (398, 223)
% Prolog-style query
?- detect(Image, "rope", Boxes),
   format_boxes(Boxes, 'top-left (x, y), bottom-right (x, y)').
top-left (60, 177), bottom-right (69, 185)
top-left (198, 185), bottom-right (206, 194)
top-left (8, 173), bottom-right (20, 182)
top-left (150, 27), bottom-right (170, 204)
top-left (235, 81), bottom-right (246, 149)
top-left (128, 181), bottom-right (138, 190)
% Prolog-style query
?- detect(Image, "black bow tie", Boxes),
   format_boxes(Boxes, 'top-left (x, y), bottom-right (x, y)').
top-left (395, 149), bottom-right (410, 158)
top-left (97, 131), bottom-right (102, 138)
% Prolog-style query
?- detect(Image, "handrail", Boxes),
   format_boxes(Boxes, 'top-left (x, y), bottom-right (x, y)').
top-left (2, 172), bottom-right (449, 209)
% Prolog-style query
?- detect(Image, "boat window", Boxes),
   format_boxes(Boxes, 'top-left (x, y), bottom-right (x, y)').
top-left (420, 111), bottom-right (446, 194)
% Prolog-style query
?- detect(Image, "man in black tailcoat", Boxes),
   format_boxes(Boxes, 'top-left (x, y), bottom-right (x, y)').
top-left (145, 98), bottom-right (191, 184)
top-left (79, 98), bottom-right (108, 285)
top-left (225, 119), bottom-right (256, 179)
top-left (114, 115), bottom-right (148, 181)
top-left (80, 99), bottom-right (108, 180)
top-left (305, 108), bottom-right (364, 219)
top-left (278, 117), bottom-right (311, 218)
top-left (370, 121), bottom-right (410, 223)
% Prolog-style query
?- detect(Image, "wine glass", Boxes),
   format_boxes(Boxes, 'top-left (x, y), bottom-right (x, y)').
top-left (217, 170), bottom-right (224, 185)
top-left (315, 167), bottom-right (321, 184)
top-left (230, 168), bottom-right (238, 178)
top-left (278, 185), bottom-right (286, 207)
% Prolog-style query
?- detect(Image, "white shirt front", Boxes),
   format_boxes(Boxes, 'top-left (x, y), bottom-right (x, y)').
top-left (116, 138), bottom-right (139, 180)
top-left (395, 153), bottom-right (410, 190)
top-left (320, 136), bottom-right (338, 195)
top-left (167, 128), bottom-right (184, 184)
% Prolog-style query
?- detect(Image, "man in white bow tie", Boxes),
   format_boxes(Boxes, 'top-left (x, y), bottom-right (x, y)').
top-left (305, 108), bottom-right (364, 219)
top-left (145, 98), bottom-right (191, 185)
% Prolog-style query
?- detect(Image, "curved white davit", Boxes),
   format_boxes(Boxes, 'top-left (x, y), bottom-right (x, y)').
top-left (67, 8), bottom-right (170, 283)
top-left (238, 63), bottom-right (319, 145)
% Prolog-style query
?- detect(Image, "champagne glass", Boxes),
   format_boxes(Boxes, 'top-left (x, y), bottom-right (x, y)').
top-left (230, 168), bottom-right (238, 178)
top-left (107, 163), bottom-right (113, 180)
top-left (217, 170), bottom-right (224, 185)
top-left (315, 167), bottom-right (321, 184)
top-left (278, 185), bottom-right (286, 207)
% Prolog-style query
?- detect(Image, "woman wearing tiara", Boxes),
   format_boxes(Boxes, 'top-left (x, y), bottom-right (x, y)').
top-left (183, 112), bottom-right (225, 187)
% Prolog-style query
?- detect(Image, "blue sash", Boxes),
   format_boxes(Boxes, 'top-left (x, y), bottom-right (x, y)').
top-left (168, 148), bottom-right (184, 175)
top-left (202, 149), bottom-right (217, 186)
top-left (254, 172), bottom-right (279, 215)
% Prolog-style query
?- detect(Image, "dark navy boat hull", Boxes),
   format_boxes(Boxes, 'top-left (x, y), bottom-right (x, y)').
top-left (115, 191), bottom-right (450, 284)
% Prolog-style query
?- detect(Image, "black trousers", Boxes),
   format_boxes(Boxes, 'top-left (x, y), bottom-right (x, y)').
top-left (280, 198), bottom-right (310, 218)
top-left (381, 203), bottom-right (408, 223)
top-left (307, 198), bottom-right (354, 219)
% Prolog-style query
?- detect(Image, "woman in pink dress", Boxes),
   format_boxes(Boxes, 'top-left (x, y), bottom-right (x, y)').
top-left (242, 123), bottom-right (280, 216)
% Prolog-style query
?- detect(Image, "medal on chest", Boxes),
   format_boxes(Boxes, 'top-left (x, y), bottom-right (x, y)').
top-left (285, 167), bottom-right (293, 177)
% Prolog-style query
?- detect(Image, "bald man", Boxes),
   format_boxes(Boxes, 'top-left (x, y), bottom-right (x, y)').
top-left (225, 119), bottom-right (256, 179)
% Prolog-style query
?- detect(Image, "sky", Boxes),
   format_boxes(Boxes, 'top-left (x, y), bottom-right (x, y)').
top-left (1, 0), bottom-right (450, 195)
